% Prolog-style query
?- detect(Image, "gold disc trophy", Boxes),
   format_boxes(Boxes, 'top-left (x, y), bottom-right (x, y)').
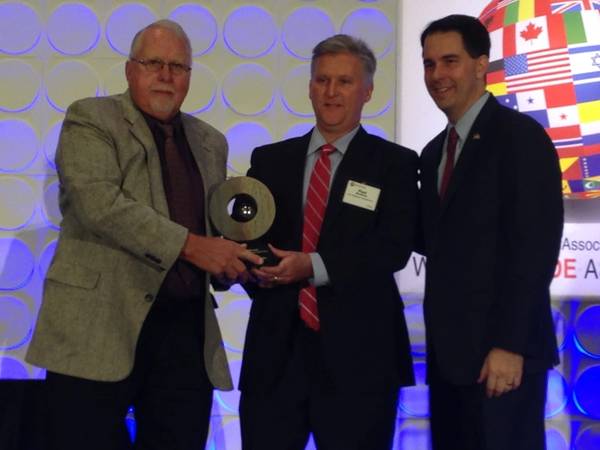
top-left (209, 176), bottom-right (277, 266)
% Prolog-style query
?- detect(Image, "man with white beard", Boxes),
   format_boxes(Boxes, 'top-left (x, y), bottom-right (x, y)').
top-left (27, 19), bottom-right (260, 450)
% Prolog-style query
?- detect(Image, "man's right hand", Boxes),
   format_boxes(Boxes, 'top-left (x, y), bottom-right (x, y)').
top-left (180, 233), bottom-right (262, 282)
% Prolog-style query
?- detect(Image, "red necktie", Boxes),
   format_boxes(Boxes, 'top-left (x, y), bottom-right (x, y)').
top-left (299, 144), bottom-right (335, 331)
top-left (440, 127), bottom-right (458, 199)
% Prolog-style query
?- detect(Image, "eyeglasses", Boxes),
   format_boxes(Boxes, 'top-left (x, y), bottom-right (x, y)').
top-left (130, 58), bottom-right (192, 75)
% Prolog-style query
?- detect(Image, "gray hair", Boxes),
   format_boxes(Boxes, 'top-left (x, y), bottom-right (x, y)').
top-left (311, 34), bottom-right (376, 84)
top-left (129, 19), bottom-right (191, 60)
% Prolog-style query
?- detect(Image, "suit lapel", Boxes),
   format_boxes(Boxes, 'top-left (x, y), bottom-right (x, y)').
top-left (285, 133), bottom-right (312, 249)
top-left (422, 131), bottom-right (446, 213)
top-left (182, 116), bottom-right (221, 236)
top-left (181, 116), bottom-right (216, 193)
top-left (439, 96), bottom-right (498, 215)
top-left (320, 127), bottom-right (370, 238)
top-left (120, 91), bottom-right (170, 217)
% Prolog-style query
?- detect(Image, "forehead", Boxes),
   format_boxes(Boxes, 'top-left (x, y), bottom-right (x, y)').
top-left (137, 27), bottom-right (190, 59)
top-left (423, 31), bottom-right (467, 58)
top-left (313, 52), bottom-right (365, 75)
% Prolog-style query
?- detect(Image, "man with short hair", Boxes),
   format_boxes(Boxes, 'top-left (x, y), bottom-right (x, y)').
top-left (239, 34), bottom-right (418, 450)
top-left (419, 14), bottom-right (563, 450)
top-left (27, 20), bottom-right (260, 450)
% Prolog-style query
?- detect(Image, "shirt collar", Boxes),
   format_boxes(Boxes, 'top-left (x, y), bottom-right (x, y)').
top-left (141, 110), bottom-right (183, 134)
top-left (307, 125), bottom-right (361, 156)
top-left (448, 92), bottom-right (489, 142)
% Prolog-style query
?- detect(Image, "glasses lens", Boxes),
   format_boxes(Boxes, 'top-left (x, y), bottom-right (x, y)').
top-left (147, 60), bottom-right (164, 72)
top-left (169, 63), bottom-right (184, 75)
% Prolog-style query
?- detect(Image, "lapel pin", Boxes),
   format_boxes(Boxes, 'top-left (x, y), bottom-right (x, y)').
top-left (472, 133), bottom-right (481, 140)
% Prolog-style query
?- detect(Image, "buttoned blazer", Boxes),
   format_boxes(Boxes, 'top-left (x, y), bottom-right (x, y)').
top-left (239, 127), bottom-right (418, 394)
top-left (26, 91), bottom-right (232, 389)
top-left (419, 95), bottom-right (564, 385)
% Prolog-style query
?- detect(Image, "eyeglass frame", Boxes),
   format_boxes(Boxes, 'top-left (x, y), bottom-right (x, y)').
top-left (130, 58), bottom-right (192, 75)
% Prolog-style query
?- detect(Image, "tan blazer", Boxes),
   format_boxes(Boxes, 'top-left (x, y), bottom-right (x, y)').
top-left (26, 91), bottom-right (233, 390)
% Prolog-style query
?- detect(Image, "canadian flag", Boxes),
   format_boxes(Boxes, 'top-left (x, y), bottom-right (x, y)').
top-left (516, 16), bottom-right (550, 54)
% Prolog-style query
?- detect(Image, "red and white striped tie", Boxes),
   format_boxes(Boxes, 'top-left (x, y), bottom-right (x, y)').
top-left (299, 144), bottom-right (335, 331)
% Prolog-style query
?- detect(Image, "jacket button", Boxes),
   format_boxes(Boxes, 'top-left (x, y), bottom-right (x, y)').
top-left (144, 293), bottom-right (154, 303)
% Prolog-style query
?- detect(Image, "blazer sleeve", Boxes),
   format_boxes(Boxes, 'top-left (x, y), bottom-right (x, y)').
top-left (491, 112), bottom-right (563, 355)
top-left (55, 98), bottom-right (188, 272)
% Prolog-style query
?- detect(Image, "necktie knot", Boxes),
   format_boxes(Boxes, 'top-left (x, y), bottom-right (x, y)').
top-left (159, 123), bottom-right (174, 139)
top-left (447, 127), bottom-right (458, 156)
top-left (321, 144), bottom-right (335, 156)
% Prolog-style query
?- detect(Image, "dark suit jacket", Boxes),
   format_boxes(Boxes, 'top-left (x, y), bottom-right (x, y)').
top-left (239, 127), bottom-right (418, 394)
top-left (419, 95), bottom-right (563, 385)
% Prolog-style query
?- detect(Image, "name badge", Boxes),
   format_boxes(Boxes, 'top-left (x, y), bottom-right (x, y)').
top-left (342, 180), bottom-right (380, 211)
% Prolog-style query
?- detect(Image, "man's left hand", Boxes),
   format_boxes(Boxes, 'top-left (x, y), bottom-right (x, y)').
top-left (251, 244), bottom-right (313, 287)
top-left (477, 348), bottom-right (524, 398)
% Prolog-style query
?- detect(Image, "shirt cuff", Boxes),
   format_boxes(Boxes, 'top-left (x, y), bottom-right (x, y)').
top-left (309, 252), bottom-right (330, 287)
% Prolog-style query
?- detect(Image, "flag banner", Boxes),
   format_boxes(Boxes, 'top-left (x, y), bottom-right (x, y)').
top-left (482, 0), bottom-right (600, 198)
top-left (505, 48), bottom-right (572, 92)
top-left (516, 88), bottom-right (548, 109)
top-left (578, 100), bottom-right (600, 123)
top-left (548, 104), bottom-right (581, 126)
top-left (544, 83), bottom-right (578, 107)
top-left (517, 16), bottom-right (551, 52)
top-left (496, 93), bottom-right (519, 109)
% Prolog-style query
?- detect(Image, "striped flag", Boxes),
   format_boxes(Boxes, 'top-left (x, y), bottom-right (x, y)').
top-left (554, 134), bottom-right (584, 150)
top-left (570, 43), bottom-right (600, 102)
top-left (505, 48), bottom-right (572, 92)
top-left (505, 0), bottom-right (536, 25)
top-left (481, 1), bottom-right (510, 31)
top-left (563, 9), bottom-right (600, 44)
top-left (581, 120), bottom-right (600, 137)
top-left (546, 124), bottom-right (583, 141)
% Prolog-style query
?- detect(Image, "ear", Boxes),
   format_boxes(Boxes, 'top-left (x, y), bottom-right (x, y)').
top-left (364, 82), bottom-right (374, 103)
top-left (125, 60), bottom-right (133, 82)
top-left (475, 54), bottom-right (489, 81)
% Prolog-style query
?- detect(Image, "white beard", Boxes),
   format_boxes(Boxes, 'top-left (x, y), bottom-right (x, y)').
top-left (149, 97), bottom-right (176, 116)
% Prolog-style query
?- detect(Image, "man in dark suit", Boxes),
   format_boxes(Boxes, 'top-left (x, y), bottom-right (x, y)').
top-left (419, 15), bottom-right (564, 450)
top-left (238, 34), bottom-right (418, 450)
top-left (26, 20), bottom-right (260, 450)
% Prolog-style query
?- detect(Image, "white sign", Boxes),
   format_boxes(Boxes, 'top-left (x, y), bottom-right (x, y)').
top-left (395, 223), bottom-right (600, 298)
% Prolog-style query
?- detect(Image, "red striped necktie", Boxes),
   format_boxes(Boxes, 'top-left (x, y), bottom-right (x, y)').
top-left (299, 143), bottom-right (335, 331)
